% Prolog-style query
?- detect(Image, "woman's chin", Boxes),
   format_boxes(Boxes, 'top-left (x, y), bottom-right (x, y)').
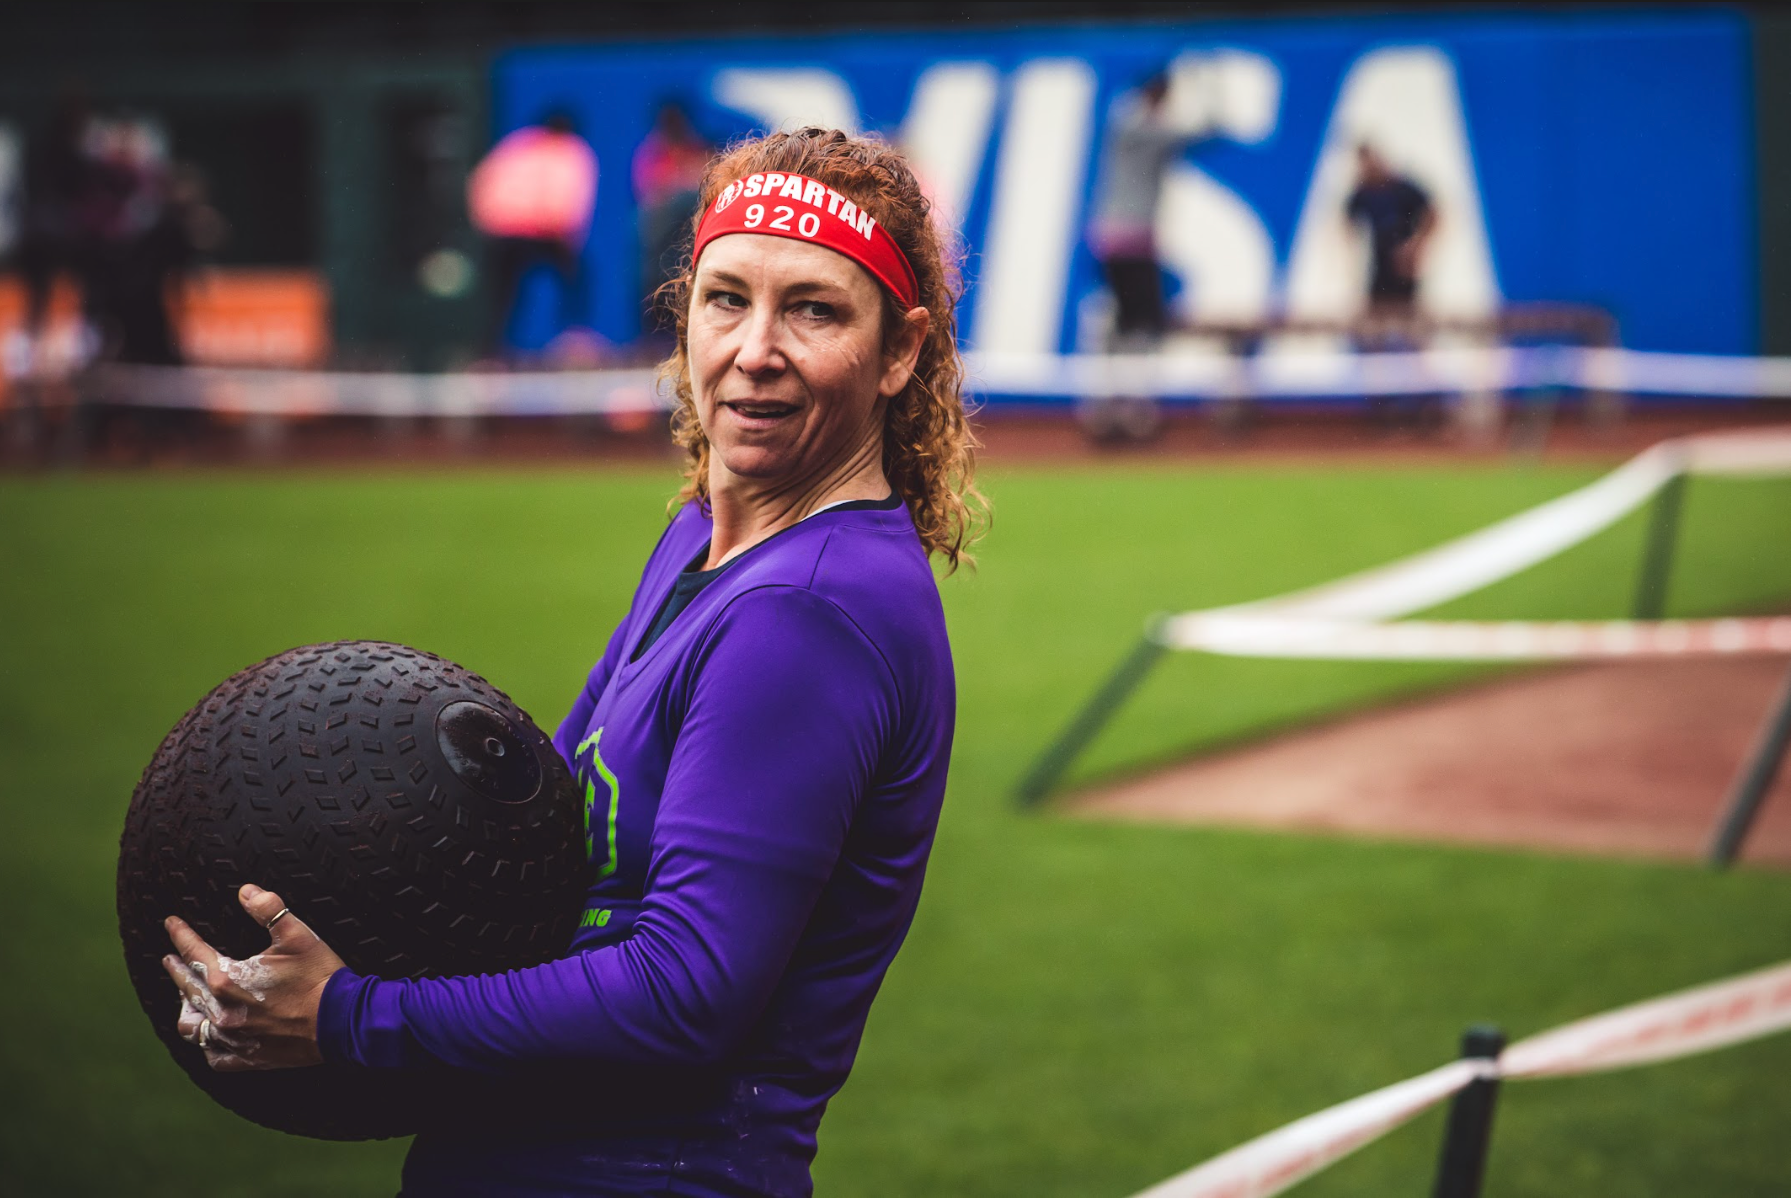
top-left (713, 439), bottom-right (807, 480)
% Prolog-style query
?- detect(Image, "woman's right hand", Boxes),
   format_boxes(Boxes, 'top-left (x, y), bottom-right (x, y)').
top-left (163, 884), bottom-right (343, 1072)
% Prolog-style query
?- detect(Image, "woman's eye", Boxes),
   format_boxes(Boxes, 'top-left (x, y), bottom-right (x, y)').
top-left (706, 290), bottom-right (746, 310)
top-left (795, 301), bottom-right (835, 320)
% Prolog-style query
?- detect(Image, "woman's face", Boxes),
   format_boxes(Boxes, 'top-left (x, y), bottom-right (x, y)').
top-left (688, 232), bottom-right (925, 488)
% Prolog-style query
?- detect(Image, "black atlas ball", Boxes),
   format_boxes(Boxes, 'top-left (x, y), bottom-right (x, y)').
top-left (117, 641), bottom-right (587, 1140)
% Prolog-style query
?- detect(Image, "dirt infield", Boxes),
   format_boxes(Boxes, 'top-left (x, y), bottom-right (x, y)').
top-left (1067, 656), bottom-right (1791, 866)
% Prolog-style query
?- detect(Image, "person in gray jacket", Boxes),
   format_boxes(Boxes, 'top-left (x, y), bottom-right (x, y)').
top-left (1083, 70), bottom-right (1201, 441)
top-left (1087, 70), bottom-right (1200, 348)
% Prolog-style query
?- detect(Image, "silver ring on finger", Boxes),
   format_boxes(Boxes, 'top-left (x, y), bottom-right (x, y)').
top-left (264, 907), bottom-right (291, 931)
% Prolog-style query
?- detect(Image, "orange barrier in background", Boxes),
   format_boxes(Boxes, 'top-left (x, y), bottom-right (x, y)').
top-left (176, 269), bottom-right (329, 367)
top-left (0, 268), bottom-right (330, 374)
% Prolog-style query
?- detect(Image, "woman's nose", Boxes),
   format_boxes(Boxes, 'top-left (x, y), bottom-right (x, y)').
top-left (733, 307), bottom-right (786, 376)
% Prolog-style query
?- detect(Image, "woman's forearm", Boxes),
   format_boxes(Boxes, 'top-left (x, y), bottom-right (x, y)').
top-left (322, 587), bottom-right (895, 1074)
top-left (317, 840), bottom-right (831, 1071)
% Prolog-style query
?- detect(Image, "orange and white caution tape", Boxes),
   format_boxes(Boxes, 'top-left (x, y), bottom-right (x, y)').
top-left (1129, 1059), bottom-right (1487, 1198)
top-left (1501, 957), bottom-right (1791, 1078)
top-left (1127, 957), bottom-right (1791, 1198)
top-left (1152, 428), bottom-right (1791, 662)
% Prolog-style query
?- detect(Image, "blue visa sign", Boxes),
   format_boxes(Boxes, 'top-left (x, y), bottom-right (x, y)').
top-left (494, 9), bottom-right (1754, 366)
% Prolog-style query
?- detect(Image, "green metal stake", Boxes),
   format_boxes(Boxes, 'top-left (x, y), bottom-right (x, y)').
top-left (1431, 1025), bottom-right (1506, 1198)
top-left (1709, 663), bottom-right (1791, 868)
top-left (1632, 472), bottom-right (1687, 620)
top-left (1014, 616), bottom-right (1170, 808)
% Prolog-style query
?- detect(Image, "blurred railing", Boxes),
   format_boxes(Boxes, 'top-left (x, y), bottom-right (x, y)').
top-left (1169, 302), bottom-right (1619, 349)
top-left (7, 301), bottom-right (1791, 461)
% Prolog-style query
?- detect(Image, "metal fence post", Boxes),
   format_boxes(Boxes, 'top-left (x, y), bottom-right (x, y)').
top-left (1013, 617), bottom-right (1169, 808)
top-left (1431, 1024), bottom-right (1506, 1198)
top-left (1632, 472), bottom-right (1687, 620)
top-left (1708, 663), bottom-right (1791, 868)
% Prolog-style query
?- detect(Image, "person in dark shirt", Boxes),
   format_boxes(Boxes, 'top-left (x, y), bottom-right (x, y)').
top-left (1344, 142), bottom-right (1435, 312)
top-left (16, 92), bottom-right (97, 346)
top-left (161, 127), bottom-right (985, 1198)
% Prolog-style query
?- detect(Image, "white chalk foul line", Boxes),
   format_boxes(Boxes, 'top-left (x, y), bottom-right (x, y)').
top-left (1129, 957), bottom-right (1791, 1198)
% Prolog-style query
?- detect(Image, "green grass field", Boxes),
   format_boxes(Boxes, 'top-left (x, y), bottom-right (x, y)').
top-left (4, 456), bottom-right (1791, 1197)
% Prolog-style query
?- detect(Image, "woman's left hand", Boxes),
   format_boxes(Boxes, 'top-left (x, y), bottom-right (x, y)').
top-left (162, 884), bottom-right (345, 1072)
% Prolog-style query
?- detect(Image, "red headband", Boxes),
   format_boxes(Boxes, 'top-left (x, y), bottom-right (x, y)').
top-left (692, 172), bottom-right (920, 309)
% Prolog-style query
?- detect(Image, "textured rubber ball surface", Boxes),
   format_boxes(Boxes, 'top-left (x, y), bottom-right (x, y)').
top-left (116, 641), bottom-right (587, 1140)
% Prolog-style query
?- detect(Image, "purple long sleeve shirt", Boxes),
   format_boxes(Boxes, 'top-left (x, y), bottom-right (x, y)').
top-left (317, 497), bottom-right (955, 1196)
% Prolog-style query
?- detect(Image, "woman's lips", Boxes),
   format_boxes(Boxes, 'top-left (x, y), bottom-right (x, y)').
top-left (722, 400), bottom-right (799, 426)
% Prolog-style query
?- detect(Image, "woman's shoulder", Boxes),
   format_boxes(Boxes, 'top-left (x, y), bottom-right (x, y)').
top-left (716, 503), bottom-right (935, 607)
top-left (685, 508), bottom-right (951, 718)
top-left (765, 505), bottom-right (948, 665)
top-left (809, 507), bottom-right (939, 608)
top-left (678, 502), bottom-right (947, 662)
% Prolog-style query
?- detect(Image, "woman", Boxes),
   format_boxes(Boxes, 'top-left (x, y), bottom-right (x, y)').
top-left (161, 127), bottom-right (984, 1197)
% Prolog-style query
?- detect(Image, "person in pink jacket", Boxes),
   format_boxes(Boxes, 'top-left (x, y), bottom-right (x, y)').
top-left (468, 109), bottom-right (598, 355)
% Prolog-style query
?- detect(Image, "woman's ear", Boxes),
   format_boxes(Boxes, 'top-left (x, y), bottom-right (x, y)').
top-left (879, 306), bottom-right (930, 399)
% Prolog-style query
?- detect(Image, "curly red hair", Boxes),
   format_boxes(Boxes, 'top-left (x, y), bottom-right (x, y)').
top-left (657, 127), bottom-right (987, 571)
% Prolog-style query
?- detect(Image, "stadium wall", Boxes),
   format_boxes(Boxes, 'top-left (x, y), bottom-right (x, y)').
top-left (497, 8), bottom-right (1756, 369)
top-left (1, 5), bottom-right (1781, 374)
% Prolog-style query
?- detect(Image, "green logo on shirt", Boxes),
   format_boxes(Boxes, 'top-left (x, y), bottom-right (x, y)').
top-left (575, 728), bottom-right (620, 880)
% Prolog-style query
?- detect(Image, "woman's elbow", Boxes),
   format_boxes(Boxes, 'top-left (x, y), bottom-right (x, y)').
top-left (651, 1003), bottom-right (755, 1066)
top-left (599, 929), bottom-right (777, 1066)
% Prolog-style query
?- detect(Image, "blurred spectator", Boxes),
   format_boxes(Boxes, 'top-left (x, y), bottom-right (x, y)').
top-left (1086, 71), bottom-right (1198, 350)
top-left (16, 90), bottom-right (99, 354)
top-left (467, 109), bottom-right (597, 358)
top-left (112, 164), bottom-right (225, 366)
top-left (1344, 142), bottom-right (1435, 316)
top-left (1082, 69), bottom-right (1199, 443)
top-left (82, 116), bottom-right (186, 364)
top-left (632, 101), bottom-right (710, 335)
top-left (1346, 143), bottom-right (1440, 431)
top-left (10, 97), bottom-right (231, 388)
